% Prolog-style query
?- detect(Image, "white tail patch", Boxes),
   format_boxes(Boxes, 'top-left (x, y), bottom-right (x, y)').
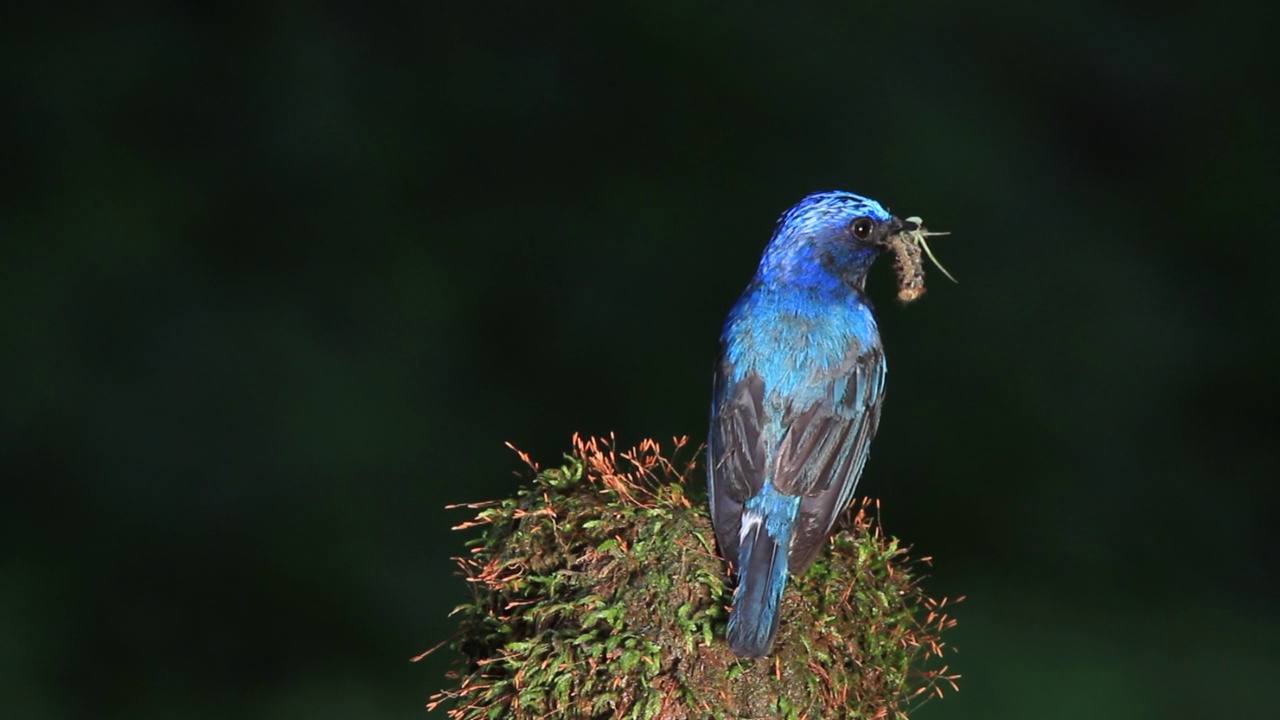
top-left (739, 510), bottom-right (763, 548)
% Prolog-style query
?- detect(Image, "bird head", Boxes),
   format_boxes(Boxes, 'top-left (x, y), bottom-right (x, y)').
top-left (757, 191), bottom-right (916, 292)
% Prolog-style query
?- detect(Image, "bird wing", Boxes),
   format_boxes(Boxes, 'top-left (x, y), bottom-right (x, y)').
top-left (708, 342), bottom-right (885, 573)
top-left (707, 352), bottom-right (766, 565)
top-left (772, 343), bottom-right (886, 573)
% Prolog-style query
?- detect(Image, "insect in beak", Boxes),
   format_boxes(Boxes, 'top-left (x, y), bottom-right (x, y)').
top-left (902, 216), bottom-right (957, 284)
top-left (885, 216), bottom-right (955, 303)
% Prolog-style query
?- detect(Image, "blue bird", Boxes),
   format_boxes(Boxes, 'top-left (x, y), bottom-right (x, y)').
top-left (707, 191), bottom-right (916, 658)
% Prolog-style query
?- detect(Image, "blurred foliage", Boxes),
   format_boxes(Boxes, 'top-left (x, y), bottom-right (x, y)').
top-left (1, 2), bottom-right (1277, 719)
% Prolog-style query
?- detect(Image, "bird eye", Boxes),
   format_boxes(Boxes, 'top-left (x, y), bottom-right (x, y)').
top-left (850, 217), bottom-right (874, 240)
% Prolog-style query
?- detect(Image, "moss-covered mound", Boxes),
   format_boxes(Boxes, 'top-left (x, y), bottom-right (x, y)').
top-left (423, 436), bottom-right (958, 719)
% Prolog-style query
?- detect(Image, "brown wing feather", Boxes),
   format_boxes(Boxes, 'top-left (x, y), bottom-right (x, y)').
top-left (773, 345), bottom-right (886, 574)
top-left (707, 357), bottom-right (766, 565)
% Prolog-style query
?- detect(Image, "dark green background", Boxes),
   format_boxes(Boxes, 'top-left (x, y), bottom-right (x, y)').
top-left (4, 3), bottom-right (1277, 718)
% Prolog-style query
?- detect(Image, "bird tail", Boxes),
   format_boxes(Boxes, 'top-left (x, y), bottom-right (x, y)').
top-left (726, 511), bottom-right (792, 658)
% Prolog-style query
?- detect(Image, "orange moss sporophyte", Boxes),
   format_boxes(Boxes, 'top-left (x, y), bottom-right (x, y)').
top-left (417, 435), bottom-right (960, 719)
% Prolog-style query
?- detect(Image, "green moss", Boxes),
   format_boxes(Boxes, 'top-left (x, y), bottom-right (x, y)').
top-left (424, 436), bottom-right (958, 719)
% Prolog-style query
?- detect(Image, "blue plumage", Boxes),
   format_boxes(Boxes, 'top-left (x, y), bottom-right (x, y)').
top-left (708, 191), bottom-right (911, 657)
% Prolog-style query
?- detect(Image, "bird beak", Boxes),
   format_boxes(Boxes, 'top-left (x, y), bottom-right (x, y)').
top-left (876, 216), bottom-right (918, 247)
top-left (888, 216), bottom-right (919, 235)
